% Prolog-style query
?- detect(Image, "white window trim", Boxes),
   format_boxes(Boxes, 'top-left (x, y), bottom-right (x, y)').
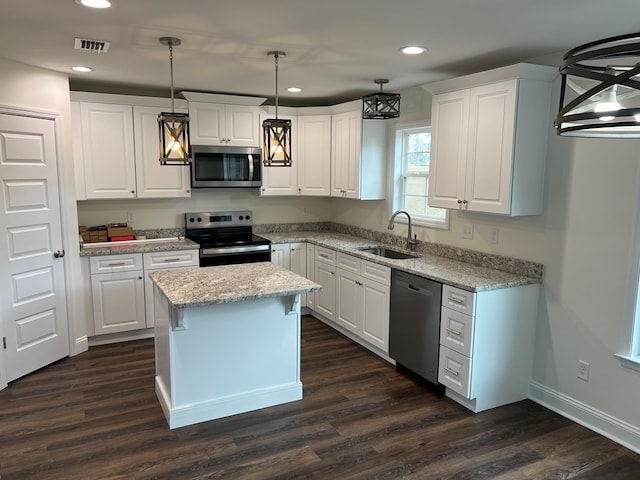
top-left (617, 166), bottom-right (640, 371)
top-left (391, 122), bottom-right (449, 230)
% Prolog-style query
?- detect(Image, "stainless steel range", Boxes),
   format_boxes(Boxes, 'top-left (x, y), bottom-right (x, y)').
top-left (184, 210), bottom-right (271, 267)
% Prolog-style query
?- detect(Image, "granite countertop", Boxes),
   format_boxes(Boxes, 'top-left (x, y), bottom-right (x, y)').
top-left (260, 232), bottom-right (541, 293)
top-left (150, 262), bottom-right (321, 309)
top-left (80, 237), bottom-right (199, 257)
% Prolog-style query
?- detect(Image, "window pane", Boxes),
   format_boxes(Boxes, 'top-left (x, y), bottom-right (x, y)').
top-left (406, 195), bottom-right (427, 216)
top-left (405, 176), bottom-right (427, 196)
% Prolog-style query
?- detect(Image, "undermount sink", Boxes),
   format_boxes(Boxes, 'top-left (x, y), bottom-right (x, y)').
top-left (356, 246), bottom-right (418, 260)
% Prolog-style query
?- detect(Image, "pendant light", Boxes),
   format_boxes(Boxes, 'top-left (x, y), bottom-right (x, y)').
top-left (362, 79), bottom-right (401, 119)
top-left (158, 37), bottom-right (191, 165)
top-left (554, 32), bottom-right (640, 138)
top-left (263, 51), bottom-right (292, 167)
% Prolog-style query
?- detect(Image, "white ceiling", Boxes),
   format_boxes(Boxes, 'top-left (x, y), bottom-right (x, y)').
top-left (1, 0), bottom-right (640, 106)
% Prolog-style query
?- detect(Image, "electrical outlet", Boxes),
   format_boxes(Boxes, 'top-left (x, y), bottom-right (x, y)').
top-left (127, 211), bottom-right (136, 223)
top-left (490, 227), bottom-right (499, 244)
top-left (462, 224), bottom-right (473, 239)
top-left (578, 360), bottom-right (590, 381)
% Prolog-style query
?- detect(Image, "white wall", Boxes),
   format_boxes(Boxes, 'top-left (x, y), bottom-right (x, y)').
top-left (0, 57), bottom-right (88, 353)
top-left (334, 82), bottom-right (640, 449)
top-left (77, 190), bottom-right (333, 229)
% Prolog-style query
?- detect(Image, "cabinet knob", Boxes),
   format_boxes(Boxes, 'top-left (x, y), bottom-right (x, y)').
top-left (53, 249), bottom-right (65, 258)
top-left (457, 199), bottom-right (463, 204)
top-left (462, 200), bottom-right (468, 205)
top-left (131, 190), bottom-right (135, 195)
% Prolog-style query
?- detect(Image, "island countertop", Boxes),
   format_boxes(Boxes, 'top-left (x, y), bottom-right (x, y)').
top-left (150, 261), bottom-right (321, 309)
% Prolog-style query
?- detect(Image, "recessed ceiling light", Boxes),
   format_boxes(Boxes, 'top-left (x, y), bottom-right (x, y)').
top-left (400, 46), bottom-right (427, 55)
top-left (75, 0), bottom-right (113, 9)
top-left (71, 66), bottom-right (94, 72)
top-left (287, 87), bottom-right (302, 93)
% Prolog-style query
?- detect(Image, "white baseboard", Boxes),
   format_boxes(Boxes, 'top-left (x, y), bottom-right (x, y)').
top-left (529, 380), bottom-right (640, 454)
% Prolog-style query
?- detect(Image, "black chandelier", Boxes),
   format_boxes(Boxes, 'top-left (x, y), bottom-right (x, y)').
top-left (263, 51), bottom-right (292, 167)
top-left (158, 37), bottom-right (191, 165)
top-left (555, 32), bottom-right (640, 138)
top-left (362, 79), bottom-right (401, 119)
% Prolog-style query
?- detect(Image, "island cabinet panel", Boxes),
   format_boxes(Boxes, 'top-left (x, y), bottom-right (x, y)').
top-left (151, 262), bottom-right (319, 429)
top-left (437, 283), bottom-right (540, 413)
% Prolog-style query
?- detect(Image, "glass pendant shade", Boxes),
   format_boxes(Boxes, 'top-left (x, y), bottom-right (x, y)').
top-left (158, 37), bottom-right (191, 165)
top-left (158, 112), bottom-right (191, 165)
top-left (263, 118), bottom-right (292, 166)
top-left (263, 51), bottom-right (292, 167)
top-left (555, 32), bottom-right (640, 138)
top-left (363, 79), bottom-right (401, 119)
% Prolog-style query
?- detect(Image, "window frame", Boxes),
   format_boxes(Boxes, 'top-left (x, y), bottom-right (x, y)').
top-left (617, 169), bottom-right (640, 372)
top-left (391, 122), bottom-right (449, 230)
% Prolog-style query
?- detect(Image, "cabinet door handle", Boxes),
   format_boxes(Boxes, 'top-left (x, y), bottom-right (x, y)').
top-left (53, 249), bottom-right (65, 258)
top-left (446, 328), bottom-right (463, 337)
top-left (161, 258), bottom-right (181, 263)
top-left (105, 262), bottom-right (127, 267)
top-left (444, 367), bottom-right (460, 377)
top-left (448, 294), bottom-right (466, 305)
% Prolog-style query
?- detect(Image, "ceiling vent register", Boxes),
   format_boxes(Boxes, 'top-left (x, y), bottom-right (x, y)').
top-left (74, 37), bottom-right (110, 53)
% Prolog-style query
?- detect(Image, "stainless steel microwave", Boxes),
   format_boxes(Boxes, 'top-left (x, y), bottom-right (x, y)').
top-left (190, 145), bottom-right (262, 188)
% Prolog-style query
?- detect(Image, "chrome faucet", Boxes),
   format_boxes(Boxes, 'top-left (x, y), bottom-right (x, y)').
top-left (388, 210), bottom-right (417, 250)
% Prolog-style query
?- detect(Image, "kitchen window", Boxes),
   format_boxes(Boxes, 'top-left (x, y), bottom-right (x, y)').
top-left (617, 194), bottom-right (640, 372)
top-left (391, 124), bottom-right (448, 229)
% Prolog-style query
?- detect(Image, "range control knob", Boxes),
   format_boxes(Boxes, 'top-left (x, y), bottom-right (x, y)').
top-left (246, 215), bottom-right (251, 220)
top-left (197, 217), bottom-right (202, 222)
top-left (239, 216), bottom-right (244, 220)
top-left (189, 217), bottom-right (195, 223)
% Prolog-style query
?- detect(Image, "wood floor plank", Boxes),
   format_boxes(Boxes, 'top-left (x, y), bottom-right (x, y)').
top-left (0, 315), bottom-right (638, 480)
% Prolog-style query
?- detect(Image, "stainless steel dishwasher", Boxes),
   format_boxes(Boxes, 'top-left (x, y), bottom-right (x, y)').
top-left (389, 269), bottom-right (442, 384)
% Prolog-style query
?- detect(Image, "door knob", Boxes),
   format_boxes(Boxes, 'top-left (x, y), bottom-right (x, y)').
top-left (53, 249), bottom-right (65, 258)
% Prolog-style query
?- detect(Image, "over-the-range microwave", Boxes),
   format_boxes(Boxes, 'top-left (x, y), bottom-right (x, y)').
top-left (190, 145), bottom-right (262, 188)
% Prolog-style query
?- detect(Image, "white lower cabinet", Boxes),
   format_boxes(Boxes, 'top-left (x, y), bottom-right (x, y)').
top-left (142, 249), bottom-right (199, 328)
top-left (270, 242), bottom-right (307, 307)
top-left (313, 246), bottom-right (337, 321)
top-left (89, 249), bottom-right (198, 336)
top-left (90, 254), bottom-right (145, 335)
top-left (335, 252), bottom-right (390, 353)
top-left (437, 283), bottom-right (540, 412)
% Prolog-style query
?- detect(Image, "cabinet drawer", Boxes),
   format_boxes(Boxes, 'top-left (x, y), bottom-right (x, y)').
top-left (90, 253), bottom-right (143, 274)
top-left (442, 284), bottom-right (475, 316)
top-left (143, 249), bottom-right (199, 269)
top-left (360, 260), bottom-right (390, 286)
top-left (438, 345), bottom-right (473, 399)
top-left (315, 246), bottom-right (336, 265)
top-left (337, 252), bottom-right (360, 273)
top-left (440, 306), bottom-right (474, 357)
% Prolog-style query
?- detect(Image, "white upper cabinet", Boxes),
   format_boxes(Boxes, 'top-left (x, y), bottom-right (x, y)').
top-left (297, 115), bottom-right (332, 196)
top-left (260, 111), bottom-right (331, 197)
top-left (71, 93), bottom-right (190, 200)
top-left (132, 106), bottom-right (190, 198)
top-left (182, 92), bottom-right (265, 147)
top-left (331, 110), bottom-right (386, 200)
top-left (425, 63), bottom-right (557, 216)
top-left (77, 102), bottom-right (137, 199)
top-left (189, 102), bottom-right (261, 147)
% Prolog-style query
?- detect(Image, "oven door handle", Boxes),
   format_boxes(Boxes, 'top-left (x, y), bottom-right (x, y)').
top-left (201, 244), bottom-right (270, 255)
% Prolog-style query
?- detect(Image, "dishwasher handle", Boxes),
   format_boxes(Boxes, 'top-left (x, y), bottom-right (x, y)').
top-left (400, 281), bottom-right (435, 297)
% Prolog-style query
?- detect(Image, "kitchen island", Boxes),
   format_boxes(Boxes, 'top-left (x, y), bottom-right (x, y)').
top-left (150, 262), bottom-right (321, 429)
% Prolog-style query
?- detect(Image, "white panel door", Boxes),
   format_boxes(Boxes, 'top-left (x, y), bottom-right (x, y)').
top-left (0, 113), bottom-right (69, 383)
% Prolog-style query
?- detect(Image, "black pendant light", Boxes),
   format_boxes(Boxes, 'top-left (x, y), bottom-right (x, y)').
top-left (362, 79), bottom-right (401, 119)
top-left (555, 32), bottom-right (640, 138)
top-left (263, 51), bottom-right (292, 167)
top-left (158, 37), bottom-right (191, 165)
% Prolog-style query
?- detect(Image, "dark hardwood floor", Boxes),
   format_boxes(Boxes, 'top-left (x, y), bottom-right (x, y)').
top-left (1, 315), bottom-right (638, 479)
